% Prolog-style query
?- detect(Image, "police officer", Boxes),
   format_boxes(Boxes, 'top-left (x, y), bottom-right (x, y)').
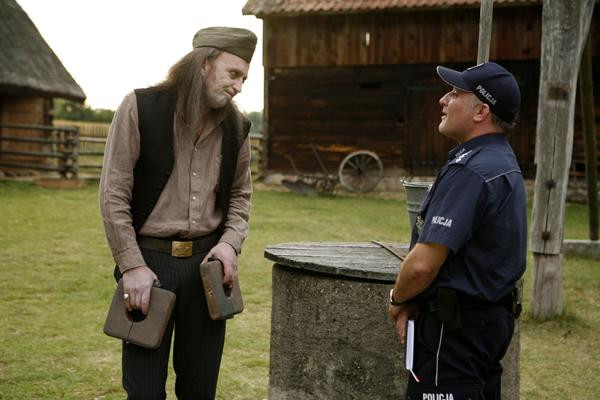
top-left (388, 62), bottom-right (526, 400)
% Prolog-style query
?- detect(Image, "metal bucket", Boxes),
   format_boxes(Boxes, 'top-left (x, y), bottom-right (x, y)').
top-left (402, 180), bottom-right (433, 227)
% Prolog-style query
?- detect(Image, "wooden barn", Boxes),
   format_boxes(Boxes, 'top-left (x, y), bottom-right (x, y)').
top-left (0, 0), bottom-right (85, 175)
top-left (243, 0), bottom-right (600, 183)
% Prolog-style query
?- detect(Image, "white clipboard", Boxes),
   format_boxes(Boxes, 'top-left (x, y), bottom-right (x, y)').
top-left (405, 319), bottom-right (420, 382)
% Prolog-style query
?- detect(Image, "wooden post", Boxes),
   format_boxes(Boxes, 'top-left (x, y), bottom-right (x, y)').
top-left (262, 22), bottom-right (270, 174)
top-left (477, 0), bottom-right (494, 64)
top-left (578, 33), bottom-right (599, 241)
top-left (530, 0), bottom-right (595, 318)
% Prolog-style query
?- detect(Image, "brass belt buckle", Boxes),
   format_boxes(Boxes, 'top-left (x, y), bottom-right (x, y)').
top-left (172, 241), bottom-right (193, 257)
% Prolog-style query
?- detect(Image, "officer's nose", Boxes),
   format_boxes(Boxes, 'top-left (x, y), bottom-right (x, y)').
top-left (439, 92), bottom-right (450, 106)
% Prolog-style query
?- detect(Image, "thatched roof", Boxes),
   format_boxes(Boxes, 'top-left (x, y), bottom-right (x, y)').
top-left (243, 0), bottom-right (541, 17)
top-left (0, 0), bottom-right (86, 102)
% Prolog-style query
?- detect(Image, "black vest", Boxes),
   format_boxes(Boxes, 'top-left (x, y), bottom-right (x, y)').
top-left (130, 88), bottom-right (250, 233)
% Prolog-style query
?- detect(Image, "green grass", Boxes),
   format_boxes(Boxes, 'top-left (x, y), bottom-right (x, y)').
top-left (0, 180), bottom-right (598, 399)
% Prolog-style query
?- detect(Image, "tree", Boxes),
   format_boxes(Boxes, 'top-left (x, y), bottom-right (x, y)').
top-left (53, 99), bottom-right (115, 123)
top-left (245, 111), bottom-right (263, 134)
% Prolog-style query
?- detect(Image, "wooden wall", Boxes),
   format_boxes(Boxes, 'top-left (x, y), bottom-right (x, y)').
top-left (268, 66), bottom-right (404, 174)
top-left (265, 6), bottom-right (548, 68)
top-left (267, 60), bottom-right (540, 176)
top-left (262, 5), bottom-right (600, 178)
top-left (0, 95), bottom-right (51, 168)
top-left (265, 6), bottom-right (600, 67)
top-left (0, 96), bottom-right (46, 125)
top-left (572, 68), bottom-right (600, 183)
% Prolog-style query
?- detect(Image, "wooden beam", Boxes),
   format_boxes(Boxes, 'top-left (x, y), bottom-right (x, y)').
top-left (477, 0), bottom-right (494, 63)
top-left (530, 254), bottom-right (563, 316)
top-left (262, 21), bottom-right (270, 174)
top-left (578, 33), bottom-right (599, 241)
top-left (530, 0), bottom-right (595, 318)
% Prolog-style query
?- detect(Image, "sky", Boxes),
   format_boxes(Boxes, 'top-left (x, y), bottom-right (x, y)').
top-left (16, 0), bottom-right (264, 113)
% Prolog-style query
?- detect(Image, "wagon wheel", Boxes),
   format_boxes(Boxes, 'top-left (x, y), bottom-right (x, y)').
top-left (338, 150), bottom-right (383, 193)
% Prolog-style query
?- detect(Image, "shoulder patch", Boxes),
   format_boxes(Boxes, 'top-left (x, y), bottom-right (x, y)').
top-left (449, 147), bottom-right (482, 166)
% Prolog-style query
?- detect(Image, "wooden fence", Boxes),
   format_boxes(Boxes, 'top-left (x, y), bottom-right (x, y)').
top-left (54, 119), bottom-right (109, 175)
top-left (0, 123), bottom-right (79, 178)
top-left (52, 120), bottom-right (264, 179)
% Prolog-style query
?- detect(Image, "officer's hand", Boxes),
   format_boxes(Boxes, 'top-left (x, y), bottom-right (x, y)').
top-left (122, 266), bottom-right (158, 315)
top-left (202, 242), bottom-right (238, 288)
top-left (388, 303), bottom-right (419, 346)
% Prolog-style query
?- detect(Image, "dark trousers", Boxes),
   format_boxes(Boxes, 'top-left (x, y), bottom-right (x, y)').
top-left (114, 248), bottom-right (226, 400)
top-left (406, 306), bottom-right (514, 400)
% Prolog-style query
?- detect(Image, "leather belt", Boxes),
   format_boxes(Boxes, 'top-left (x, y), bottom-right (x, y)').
top-left (422, 291), bottom-right (513, 312)
top-left (137, 232), bottom-right (219, 258)
top-left (457, 292), bottom-right (510, 310)
top-left (459, 291), bottom-right (521, 317)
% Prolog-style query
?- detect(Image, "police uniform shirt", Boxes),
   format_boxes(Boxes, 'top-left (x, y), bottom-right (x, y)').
top-left (412, 134), bottom-right (527, 303)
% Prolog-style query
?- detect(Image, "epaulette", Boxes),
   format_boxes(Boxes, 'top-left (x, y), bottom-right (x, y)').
top-left (448, 147), bottom-right (482, 166)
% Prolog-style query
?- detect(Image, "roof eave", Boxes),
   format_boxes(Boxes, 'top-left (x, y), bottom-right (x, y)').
top-left (0, 83), bottom-right (86, 103)
top-left (242, 1), bottom-right (543, 18)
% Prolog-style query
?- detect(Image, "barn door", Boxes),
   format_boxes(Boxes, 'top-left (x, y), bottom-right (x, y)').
top-left (405, 85), bottom-right (454, 176)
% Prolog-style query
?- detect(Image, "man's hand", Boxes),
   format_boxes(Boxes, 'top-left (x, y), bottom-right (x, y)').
top-left (388, 302), bottom-right (419, 346)
top-left (202, 242), bottom-right (238, 287)
top-left (122, 266), bottom-right (157, 315)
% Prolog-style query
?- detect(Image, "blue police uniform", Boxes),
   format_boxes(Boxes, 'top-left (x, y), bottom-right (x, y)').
top-left (406, 133), bottom-right (527, 400)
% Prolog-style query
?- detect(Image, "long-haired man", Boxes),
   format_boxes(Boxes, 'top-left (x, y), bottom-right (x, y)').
top-left (100, 26), bottom-right (257, 399)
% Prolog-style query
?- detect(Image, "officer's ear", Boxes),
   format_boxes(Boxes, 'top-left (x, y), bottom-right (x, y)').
top-left (472, 101), bottom-right (491, 123)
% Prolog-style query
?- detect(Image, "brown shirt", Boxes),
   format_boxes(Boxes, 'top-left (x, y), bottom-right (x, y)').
top-left (99, 92), bottom-right (252, 272)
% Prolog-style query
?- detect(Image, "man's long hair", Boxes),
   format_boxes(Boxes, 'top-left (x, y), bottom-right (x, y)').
top-left (151, 47), bottom-right (222, 133)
